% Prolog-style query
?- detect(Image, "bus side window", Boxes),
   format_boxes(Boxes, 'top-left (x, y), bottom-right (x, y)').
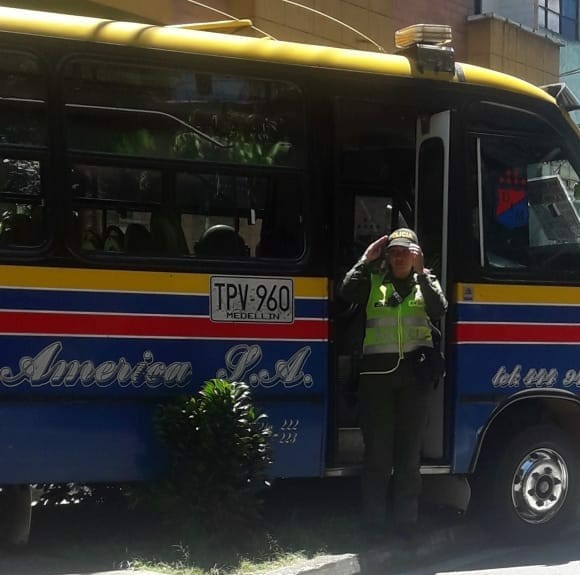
top-left (0, 213), bottom-right (32, 246)
top-left (0, 52), bottom-right (48, 251)
top-left (0, 159), bottom-right (45, 249)
top-left (63, 60), bottom-right (304, 169)
top-left (255, 176), bottom-right (304, 259)
top-left (476, 134), bottom-right (580, 273)
top-left (70, 164), bottom-right (163, 257)
top-left (256, 227), bottom-right (298, 258)
top-left (30, 205), bottom-right (45, 245)
top-left (177, 171), bottom-right (303, 260)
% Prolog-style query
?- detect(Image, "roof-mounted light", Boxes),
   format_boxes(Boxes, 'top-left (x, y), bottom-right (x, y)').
top-left (395, 24), bottom-right (455, 74)
top-left (540, 82), bottom-right (580, 111)
top-left (395, 24), bottom-right (452, 49)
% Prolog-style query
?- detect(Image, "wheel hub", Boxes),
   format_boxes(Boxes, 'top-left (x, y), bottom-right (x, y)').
top-left (511, 448), bottom-right (568, 524)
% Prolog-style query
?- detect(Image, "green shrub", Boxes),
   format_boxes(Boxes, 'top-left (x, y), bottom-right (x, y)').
top-left (153, 379), bottom-right (273, 538)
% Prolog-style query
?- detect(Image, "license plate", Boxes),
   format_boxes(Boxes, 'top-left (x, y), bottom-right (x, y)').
top-left (210, 276), bottom-right (294, 323)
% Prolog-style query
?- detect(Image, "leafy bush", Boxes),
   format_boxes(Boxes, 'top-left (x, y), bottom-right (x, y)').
top-left (153, 379), bottom-right (273, 538)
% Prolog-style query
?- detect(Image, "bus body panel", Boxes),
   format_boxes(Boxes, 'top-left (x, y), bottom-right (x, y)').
top-left (0, 267), bottom-right (328, 481)
top-left (0, 400), bottom-right (326, 483)
top-left (0, 401), bottom-right (165, 483)
top-left (0, 5), bottom-right (578, 539)
top-left (452, 283), bottom-right (580, 472)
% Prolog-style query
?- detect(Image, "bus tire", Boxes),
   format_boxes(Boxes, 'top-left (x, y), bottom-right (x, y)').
top-left (480, 424), bottom-right (578, 541)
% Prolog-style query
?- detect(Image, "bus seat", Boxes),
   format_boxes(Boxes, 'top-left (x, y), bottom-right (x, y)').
top-left (124, 223), bottom-right (154, 255)
top-left (195, 224), bottom-right (249, 258)
top-left (150, 209), bottom-right (188, 255)
top-left (81, 228), bottom-right (103, 251)
top-left (0, 213), bottom-right (33, 246)
top-left (103, 225), bottom-right (124, 252)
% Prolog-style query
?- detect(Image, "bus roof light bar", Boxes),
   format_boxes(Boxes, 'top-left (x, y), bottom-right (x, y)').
top-left (395, 24), bottom-right (453, 48)
top-left (395, 24), bottom-right (455, 74)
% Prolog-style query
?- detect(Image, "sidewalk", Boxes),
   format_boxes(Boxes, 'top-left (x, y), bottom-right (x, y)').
top-left (266, 518), bottom-right (485, 575)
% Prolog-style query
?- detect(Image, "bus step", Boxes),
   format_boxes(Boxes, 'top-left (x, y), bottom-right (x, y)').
top-left (336, 426), bottom-right (363, 465)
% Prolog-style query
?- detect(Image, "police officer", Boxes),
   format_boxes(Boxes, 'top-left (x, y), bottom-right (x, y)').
top-left (341, 228), bottom-right (447, 541)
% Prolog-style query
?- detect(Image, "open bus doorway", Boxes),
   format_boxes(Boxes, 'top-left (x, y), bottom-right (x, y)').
top-left (330, 96), bottom-right (450, 474)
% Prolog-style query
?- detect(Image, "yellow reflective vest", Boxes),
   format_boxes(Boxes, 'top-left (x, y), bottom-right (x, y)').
top-left (363, 273), bottom-right (433, 356)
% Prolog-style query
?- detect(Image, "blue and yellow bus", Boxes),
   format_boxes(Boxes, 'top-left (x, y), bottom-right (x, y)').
top-left (0, 5), bottom-right (579, 541)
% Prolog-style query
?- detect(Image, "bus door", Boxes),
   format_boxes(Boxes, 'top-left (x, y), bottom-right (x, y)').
top-left (329, 101), bottom-right (453, 474)
top-left (329, 96), bottom-right (415, 473)
top-left (415, 111), bottom-right (451, 465)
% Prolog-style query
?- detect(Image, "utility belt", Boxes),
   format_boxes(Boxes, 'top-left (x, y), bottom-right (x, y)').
top-left (405, 346), bottom-right (445, 387)
top-left (358, 346), bottom-right (445, 388)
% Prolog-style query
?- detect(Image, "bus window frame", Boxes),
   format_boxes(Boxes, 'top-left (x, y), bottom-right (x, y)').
top-left (66, 154), bottom-right (308, 268)
top-left (0, 45), bottom-right (53, 261)
top-left (55, 47), bottom-right (314, 274)
top-left (466, 99), bottom-right (580, 284)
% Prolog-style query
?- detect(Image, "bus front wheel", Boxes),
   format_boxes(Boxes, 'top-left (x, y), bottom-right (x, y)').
top-left (481, 425), bottom-right (578, 541)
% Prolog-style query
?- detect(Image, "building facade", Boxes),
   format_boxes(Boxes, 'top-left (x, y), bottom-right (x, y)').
top-left (479, 0), bottom-right (580, 120)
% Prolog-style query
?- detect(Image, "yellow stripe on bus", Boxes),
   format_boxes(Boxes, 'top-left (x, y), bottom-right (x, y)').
top-left (293, 277), bottom-right (328, 298)
top-left (0, 7), bottom-right (412, 76)
top-left (461, 64), bottom-right (553, 104)
top-left (0, 265), bottom-right (328, 298)
top-left (0, 6), bottom-right (555, 105)
top-left (456, 283), bottom-right (580, 305)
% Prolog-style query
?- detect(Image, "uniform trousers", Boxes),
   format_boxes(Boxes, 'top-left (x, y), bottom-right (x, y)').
top-left (358, 357), bottom-right (432, 529)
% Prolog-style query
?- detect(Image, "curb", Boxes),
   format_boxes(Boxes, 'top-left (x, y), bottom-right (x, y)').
top-left (62, 572), bottom-right (165, 575)
top-left (267, 554), bottom-right (361, 575)
top-left (265, 520), bottom-right (485, 575)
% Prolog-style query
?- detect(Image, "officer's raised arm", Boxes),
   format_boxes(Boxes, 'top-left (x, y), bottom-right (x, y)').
top-left (340, 235), bottom-right (389, 305)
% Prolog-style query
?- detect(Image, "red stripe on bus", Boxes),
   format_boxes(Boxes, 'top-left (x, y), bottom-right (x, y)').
top-left (0, 311), bottom-right (328, 340)
top-left (455, 323), bottom-right (580, 343)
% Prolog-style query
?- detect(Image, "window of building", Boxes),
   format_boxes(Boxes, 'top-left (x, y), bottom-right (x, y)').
top-left (539, 0), bottom-right (578, 40)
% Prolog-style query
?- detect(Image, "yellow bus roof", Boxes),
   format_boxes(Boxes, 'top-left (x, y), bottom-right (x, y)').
top-left (0, 5), bottom-right (555, 105)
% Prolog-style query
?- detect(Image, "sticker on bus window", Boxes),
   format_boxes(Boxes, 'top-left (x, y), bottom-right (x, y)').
top-left (494, 169), bottom-right (529, 229)
top-left (210, 276), bottom-right (294, 323)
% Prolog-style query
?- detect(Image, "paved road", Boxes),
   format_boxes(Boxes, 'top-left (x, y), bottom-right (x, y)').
top-left (392, 527), bottom-right (580, 575)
